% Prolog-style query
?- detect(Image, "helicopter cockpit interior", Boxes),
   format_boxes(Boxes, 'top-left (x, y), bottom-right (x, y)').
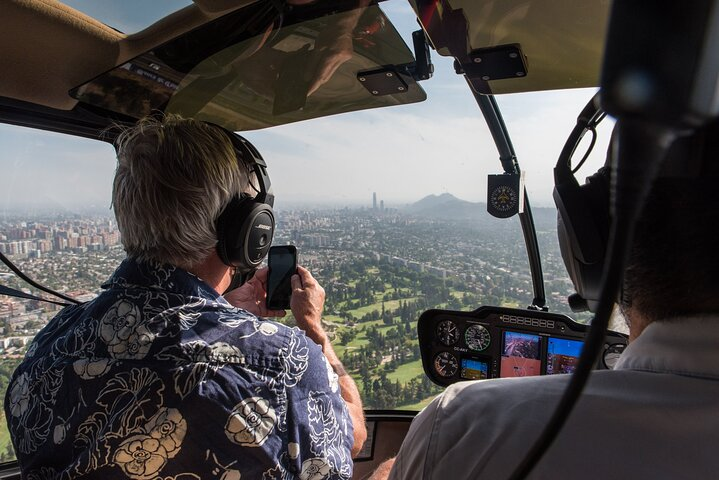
top-left (1, 0), bottom-right (717, 478)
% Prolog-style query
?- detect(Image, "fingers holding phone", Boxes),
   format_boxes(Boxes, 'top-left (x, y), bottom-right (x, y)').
top-left (290, 266), bottom-right (327, 343)
top-left (224, 267), bottom-right (286, 318)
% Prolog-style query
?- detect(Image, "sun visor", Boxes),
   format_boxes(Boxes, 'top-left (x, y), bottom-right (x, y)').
top-left (410, 0), bottom-right (610, 94)
top-left (69, 2), bottom-right (426, 131)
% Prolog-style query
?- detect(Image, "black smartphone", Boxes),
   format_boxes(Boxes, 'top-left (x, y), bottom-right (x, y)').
top-left (266, 245), bottom-right (297, 310)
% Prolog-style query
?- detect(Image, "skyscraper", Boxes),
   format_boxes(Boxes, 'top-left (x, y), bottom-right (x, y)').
top-left (373, 192), bottom-right (377, 210)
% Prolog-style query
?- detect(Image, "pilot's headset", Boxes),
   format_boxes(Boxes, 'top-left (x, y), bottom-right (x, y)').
top-left (215, 131), bottom-right (276, 274)
top-left (553, 93), bottom-right (611, 313)
top-left (553, 94), bottom-right (705, 313)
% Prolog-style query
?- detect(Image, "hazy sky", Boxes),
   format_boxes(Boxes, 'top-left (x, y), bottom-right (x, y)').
top-left (0, 0), bottom-right (614, 213)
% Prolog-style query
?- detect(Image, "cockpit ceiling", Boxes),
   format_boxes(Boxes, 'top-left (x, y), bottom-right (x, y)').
top-left (70, 1), bottom-right (425, 131)
top-left (411, 0), bottom-right (611, 94)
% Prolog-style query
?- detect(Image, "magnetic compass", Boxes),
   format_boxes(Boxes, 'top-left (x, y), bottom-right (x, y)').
top-left (490, 185), bottom-right (518, 212)
top-left (465, 324), bottom-right (491, 351)
top-left (487, 173), bottom-right (523, 218)
top-left (437, 319), bottom-right (459, 346)
top-left (433, 352), bottom-right (459, 377)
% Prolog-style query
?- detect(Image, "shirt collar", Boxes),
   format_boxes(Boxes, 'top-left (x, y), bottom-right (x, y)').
top-left (614, 316), bottom-right (719, 379)
top-left (102, 257), bottom-right (224, 301)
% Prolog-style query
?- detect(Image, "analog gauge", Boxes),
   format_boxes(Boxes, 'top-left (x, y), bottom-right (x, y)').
top-left (490, 185), bottom-right (519, 212)
top-left (465, 324), bottom-right (491, 351)
top-left (436, 320), bottom-right (459, 346)
top-left (603, 343), bottom-right (626, 369)
top-left (434, 352), bottom-right (459, 378)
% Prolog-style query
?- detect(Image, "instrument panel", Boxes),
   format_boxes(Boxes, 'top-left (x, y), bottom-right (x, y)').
top-left (419, 306), bottom-right (628, 387)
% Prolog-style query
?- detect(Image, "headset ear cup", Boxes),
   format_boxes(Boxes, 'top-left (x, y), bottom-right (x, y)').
top-left (554, 168), bottom-right (610, 312)
top-left (216, 196), bottom-right (275, 270)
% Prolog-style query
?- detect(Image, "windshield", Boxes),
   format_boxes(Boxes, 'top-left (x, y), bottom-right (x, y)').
top-left (0, 0), bottom-right (618, 465)
top-left (71, 2), bottom-right (426, 131)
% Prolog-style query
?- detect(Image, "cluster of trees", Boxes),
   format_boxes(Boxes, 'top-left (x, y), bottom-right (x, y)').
top-left (0, 359), bottom-right (20, 463)
top-left (358, 372), bottom-right (442, 410)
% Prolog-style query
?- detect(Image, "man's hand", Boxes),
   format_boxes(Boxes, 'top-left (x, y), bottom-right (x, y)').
top-left (306, 33), bottom-right (354, 97)
top-left (224, 268), bottom-right (287, 318)
top-left (290, 266), bottom-right (326, 343)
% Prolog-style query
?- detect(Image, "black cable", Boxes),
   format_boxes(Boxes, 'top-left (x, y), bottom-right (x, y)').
top-left (507, 120), bottom-right (675, 480)
top-left (0, 251), bottom-right (81, 305)
top-left (0, 284), bottom-right (71, 307)
top-left (571, 127), bottom-right (597, 174)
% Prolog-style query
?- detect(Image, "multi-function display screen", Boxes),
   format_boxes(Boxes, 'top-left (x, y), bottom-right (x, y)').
top-left (460, 358), bottom-right (489, 380)
top-left (500, 331), bottom-right (541, 378)
top-left (419, 306), bottom-right (628, 387)
top-left (546, 337), bottom-right (583, 375)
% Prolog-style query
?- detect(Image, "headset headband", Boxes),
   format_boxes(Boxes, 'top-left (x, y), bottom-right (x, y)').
top-left (224, 132), bottom-right (275, 208)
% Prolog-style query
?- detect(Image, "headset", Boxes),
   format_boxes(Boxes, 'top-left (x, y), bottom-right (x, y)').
top-left (215, 132), bottom-right (276, 274)
top-left (552, 93), bottom-right (610, 313)
top-left (553, 93), bottom-right (707, 313)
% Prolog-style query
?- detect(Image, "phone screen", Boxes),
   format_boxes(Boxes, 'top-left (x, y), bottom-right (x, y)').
top-left (266, 245), bottom-right (297, 310)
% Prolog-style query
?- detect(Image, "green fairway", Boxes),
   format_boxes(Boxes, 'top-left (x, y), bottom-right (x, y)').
top-left (386, 359), bottom-right (424, 384)
top-left (399, 394), bottom-right (440, 411)
top-left (0, 414), bottom-right (13, 462)
top-left (343, 297), bottom-right (418, 318)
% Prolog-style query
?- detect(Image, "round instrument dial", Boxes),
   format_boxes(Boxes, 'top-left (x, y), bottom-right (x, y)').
top-left (603, 343), bottom-right (626, 369)
top-left (436, 319), bottom-right (459, 346)
top-left (433, 352), bottom-right (459, 378)
top-left (490, 185), bottom-right (519, 212)
top-left (465, 324), bottom-right (491, 351)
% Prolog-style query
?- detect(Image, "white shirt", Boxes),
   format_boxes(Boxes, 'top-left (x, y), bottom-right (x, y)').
top-left (388, 318), bottom-right (719, 480)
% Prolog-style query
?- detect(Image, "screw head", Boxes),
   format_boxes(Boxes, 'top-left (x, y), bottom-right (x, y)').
top-left (386, 72), bottom-right (394, 77)
top-left (371, 90), bottom-right (379, 95)
top-left (359, 77), bottom-right (366, 82)
top-left (509, 52), bottom-right (518, 59)
top-left (397, 86), bottom-right (405, 91)
top-left (481, 75), bottom-right (490, 81)
top-left (516, 72), bottom-right (525, 77)
top-left (473, 57), bottom-right (482, 63)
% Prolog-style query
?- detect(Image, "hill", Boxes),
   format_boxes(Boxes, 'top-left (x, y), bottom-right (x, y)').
top-left (404, 193), bottom-right (557, 229)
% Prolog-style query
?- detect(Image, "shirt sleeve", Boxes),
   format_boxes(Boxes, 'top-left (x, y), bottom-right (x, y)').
top-left (284, 329), bottom-right (354, 480)
top-left (388, 394), bottom-right (443, 480)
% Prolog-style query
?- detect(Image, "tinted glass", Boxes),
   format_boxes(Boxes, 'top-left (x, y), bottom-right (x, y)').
top-left (71, 3), bottom-right (426, 131)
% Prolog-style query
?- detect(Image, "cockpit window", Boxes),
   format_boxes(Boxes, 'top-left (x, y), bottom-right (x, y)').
top-left (70, 3), bottom-right (426, 132)
top-left (0, 124), bottom-right (118, 463)
top-left (63, 0), bottom-right (193, 34)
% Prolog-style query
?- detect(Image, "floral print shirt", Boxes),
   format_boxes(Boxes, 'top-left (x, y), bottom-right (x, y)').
top-left (5, 258), bottom-right (353, 480)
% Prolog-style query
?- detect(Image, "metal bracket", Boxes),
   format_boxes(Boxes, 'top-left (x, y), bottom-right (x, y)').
top-left (410, 29), bottom-right (434, 81)
top-left (357, 68), bottom-right (408, 96)
top-left (456, 44), bottom-right (528, 82)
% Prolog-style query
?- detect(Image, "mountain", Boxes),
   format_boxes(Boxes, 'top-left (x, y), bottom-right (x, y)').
top-left (404, 193), bottom-right (557, 229)
top-left (404, 193), bottom-right (481, 218)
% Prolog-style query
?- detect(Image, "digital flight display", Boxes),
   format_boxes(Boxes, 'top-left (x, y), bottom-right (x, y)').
top-left (500, 331), bottom-right (541, 378)
top-left (460, 358), bottom-right (489, 380)
top-left (546, 337), bottom-right (583, 375)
